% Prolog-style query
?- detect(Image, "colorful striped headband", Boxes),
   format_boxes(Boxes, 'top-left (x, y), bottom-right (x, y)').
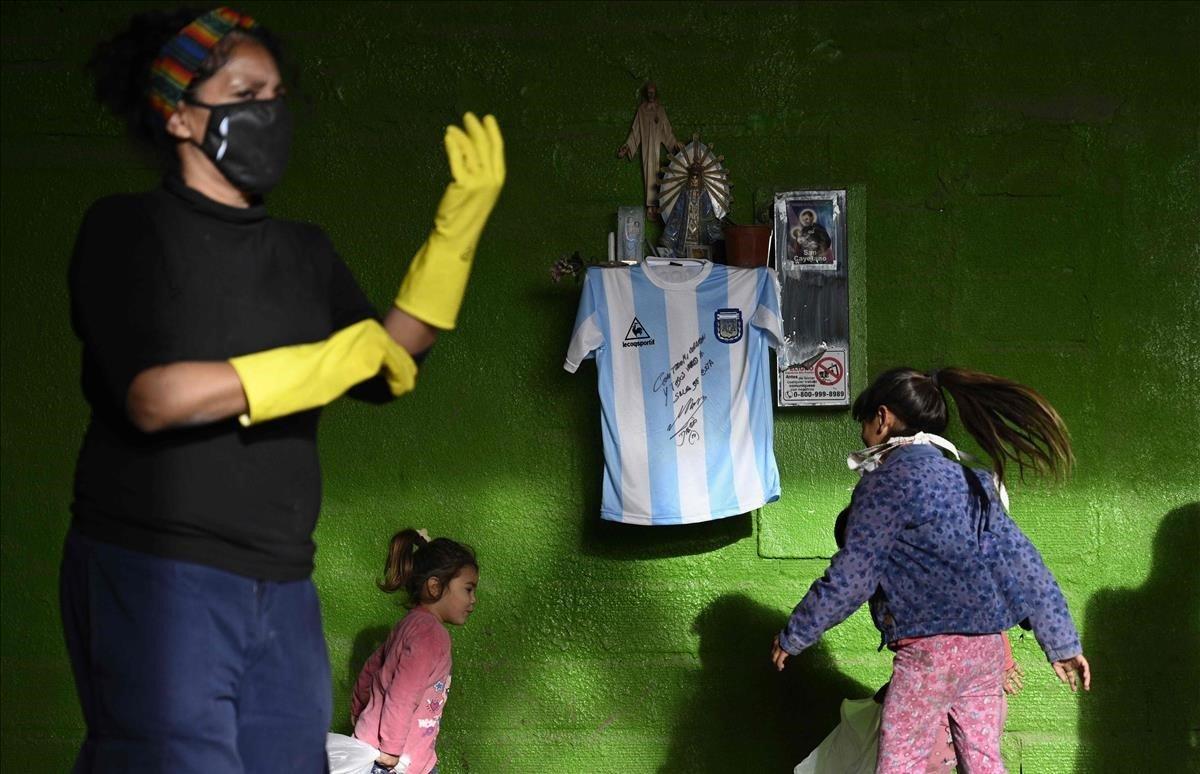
top-left (148, 6), bottom-right (258, 121)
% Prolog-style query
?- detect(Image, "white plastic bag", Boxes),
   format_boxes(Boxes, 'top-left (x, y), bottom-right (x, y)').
top-left (326, 732), bottom-right (380, 774)
top-left (794, 698), bottom-right (882, 774)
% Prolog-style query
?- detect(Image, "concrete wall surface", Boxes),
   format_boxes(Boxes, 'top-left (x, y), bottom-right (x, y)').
top-left (2, 2), bottom-right (1197, 771)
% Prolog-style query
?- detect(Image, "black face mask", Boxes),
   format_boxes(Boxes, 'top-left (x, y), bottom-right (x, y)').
top-left (184, 97), bottom-right (293, 195)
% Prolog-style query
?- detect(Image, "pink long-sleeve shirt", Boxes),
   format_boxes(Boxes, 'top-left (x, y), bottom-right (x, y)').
top-left (352, 607), bottom-right (452, 774)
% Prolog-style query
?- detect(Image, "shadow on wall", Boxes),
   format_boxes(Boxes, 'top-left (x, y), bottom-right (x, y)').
top-left (1077, 503), bottom-right (1200, 773)
top-left (572, 398), bottom-right (755, 558)
top-left (566, 360), bottom-right (755, 559)
top-left (334, 624), bottom-right (394, 735)
top-left (659, 594), bottom-right (871, 773)
top-left (580, 513), bottom-right (754, 560)
top-left (572, 391), bottom-right (755, 560)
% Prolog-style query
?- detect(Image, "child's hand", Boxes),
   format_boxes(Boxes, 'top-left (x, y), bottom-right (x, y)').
top-left (371, 754), bottom-right (409, 774)
top-left (1003, 662), bottom-right (1024, 695)
top-left (1052, 653), bottom-right (1092, 692)
top-left (771, 635), bottom-right (790, 671)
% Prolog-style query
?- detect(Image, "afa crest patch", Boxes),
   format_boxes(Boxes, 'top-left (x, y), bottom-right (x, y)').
top-left (714, 308), bottom-right (743, 344)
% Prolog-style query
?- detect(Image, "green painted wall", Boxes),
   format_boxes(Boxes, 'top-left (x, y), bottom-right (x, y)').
top-left (2, 2), bottom-right (1198, 771)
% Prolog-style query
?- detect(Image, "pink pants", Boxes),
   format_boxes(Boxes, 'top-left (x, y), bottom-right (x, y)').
top-left (878, 634), bottom-right (1007, 773)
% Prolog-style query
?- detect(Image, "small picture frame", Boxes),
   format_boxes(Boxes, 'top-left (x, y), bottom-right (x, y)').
top-left (617, 206), bottom-right (645, 262)
top-left (775, 191), bottom-right (843, 273)
top-left (685, 244), bottom-right (712, 261)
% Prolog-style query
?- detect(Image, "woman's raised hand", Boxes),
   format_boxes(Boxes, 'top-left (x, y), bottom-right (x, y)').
top-left (436, 113), bottom-right (505, 247)
top-left (393, 113), bottom-right (506, 331)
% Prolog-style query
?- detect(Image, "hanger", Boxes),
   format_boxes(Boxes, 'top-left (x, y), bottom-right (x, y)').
top-left (644, 257), bottom-right (707, 266)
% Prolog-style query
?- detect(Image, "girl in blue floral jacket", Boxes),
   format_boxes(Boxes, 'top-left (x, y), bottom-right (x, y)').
top-left (772, 367), bottom-right (1090, 773)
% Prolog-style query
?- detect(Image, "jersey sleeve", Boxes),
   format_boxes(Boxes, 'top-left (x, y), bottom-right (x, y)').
top-left (564, 269), bottom-right (605, 373)
top-left (749, 267), bottom-right (784, 350)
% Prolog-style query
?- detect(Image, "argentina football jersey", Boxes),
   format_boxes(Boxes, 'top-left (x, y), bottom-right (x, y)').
top-left (565, 260), bottom-right (784, 525)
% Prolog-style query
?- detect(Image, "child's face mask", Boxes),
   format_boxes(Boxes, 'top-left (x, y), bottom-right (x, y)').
top-left (846, 431), bottom-right (961, 474)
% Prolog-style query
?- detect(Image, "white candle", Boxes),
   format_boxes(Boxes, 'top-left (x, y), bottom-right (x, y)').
top-left (608, 231), bottom-right (615, 263)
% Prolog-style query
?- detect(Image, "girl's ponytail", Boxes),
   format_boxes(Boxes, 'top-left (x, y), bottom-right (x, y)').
top-left (378, 528), bottom-right (429, 594)
top-left (378, 529), bottom-right (477, 604)
top-left (935, 367), bottom-right (1074, 484)
top-left (854, 366), bottom-right (1074, 485)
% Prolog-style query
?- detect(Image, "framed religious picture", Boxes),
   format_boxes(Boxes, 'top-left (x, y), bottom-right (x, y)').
top-left (776, 191), bottom-right (841, 272)
top-left (773, 190), bottom-right (850, 407)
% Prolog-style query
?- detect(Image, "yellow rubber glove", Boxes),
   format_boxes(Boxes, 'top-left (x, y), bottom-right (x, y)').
top-left (394, 112), bottom-right (506, 330)
top-left (229, 319), bottom-right (417, 427)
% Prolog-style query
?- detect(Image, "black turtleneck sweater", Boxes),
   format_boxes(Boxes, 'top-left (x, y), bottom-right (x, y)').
top-left (69, 176), bottom-right (390, 580)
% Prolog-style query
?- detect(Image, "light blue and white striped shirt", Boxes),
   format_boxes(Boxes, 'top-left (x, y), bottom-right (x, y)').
top-left (565, 261), bottom-right (783, 525)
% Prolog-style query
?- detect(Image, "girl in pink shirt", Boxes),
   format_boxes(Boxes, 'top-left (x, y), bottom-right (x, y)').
top-left (351, 529), bottom-right (478, 774)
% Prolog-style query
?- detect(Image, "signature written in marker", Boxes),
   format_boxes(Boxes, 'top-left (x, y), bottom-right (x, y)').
top-left (652, 370), bottom-right (674, 408)
top-left (668, 395), bottom-right (707, 446)
top-left (651, 334), bottom-right (713, 445)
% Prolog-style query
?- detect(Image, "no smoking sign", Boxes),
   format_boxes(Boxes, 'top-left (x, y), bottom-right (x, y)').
top-left (814, 357), bottom-right (844, 386)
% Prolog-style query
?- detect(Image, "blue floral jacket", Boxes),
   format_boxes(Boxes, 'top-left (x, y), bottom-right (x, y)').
top-left (780, 444), bottom-right (1081, 662)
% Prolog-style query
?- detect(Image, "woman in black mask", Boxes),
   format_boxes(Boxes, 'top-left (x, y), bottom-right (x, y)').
top-left (63, 7), bottom-right (503, 772)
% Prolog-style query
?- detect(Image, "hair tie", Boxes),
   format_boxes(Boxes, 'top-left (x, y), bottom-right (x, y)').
top-left (147, 6), bottom-right (257, 122)
top-left (927, 369), bottom-right (942, 389)
top-left (415, 528), bottom-right (431, 544)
